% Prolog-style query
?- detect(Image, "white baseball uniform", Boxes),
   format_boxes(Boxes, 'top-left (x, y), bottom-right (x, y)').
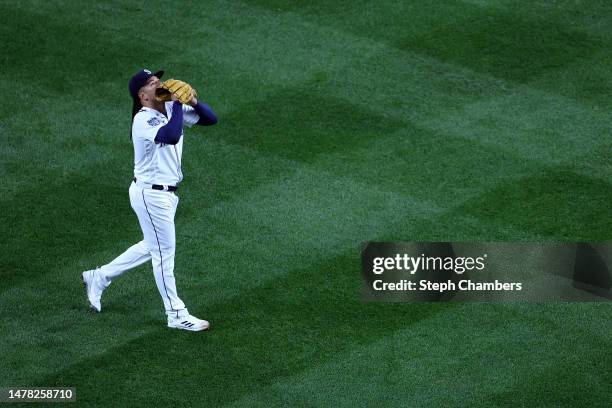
top-left (97, 101), bottom-right (200, 318)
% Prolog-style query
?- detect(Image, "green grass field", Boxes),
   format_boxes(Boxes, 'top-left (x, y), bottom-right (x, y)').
top-left (1, 0), bottom-right (611, 406)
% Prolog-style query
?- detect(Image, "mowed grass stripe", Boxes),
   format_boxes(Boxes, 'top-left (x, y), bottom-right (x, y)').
top-left (417, 89), bottom-right (612, 175)
top-left (458, 0), bottom-right (612, 39)
top-left (203, 79), bottom-right (611, 240)
top-left (0, 166), bottom-right (143, 293)
top-left (198, 3), bottom-right (507, 116)
top-left (313, 45), bottom-right (612, 178)
top-left (244, 0), bottom-right (611, 103)
top-left (188, 165), bottom-right (444, 292)
top-left (224, 302), bottom-right (612, 407)
top-left (188, 27), bottom-right (611, 243)
top-left (452, 168), bottom-right (612, 240)
top-left (187, 0), bottom-right (612, 183)
top-left (309, 124), bottom-right (540, 204)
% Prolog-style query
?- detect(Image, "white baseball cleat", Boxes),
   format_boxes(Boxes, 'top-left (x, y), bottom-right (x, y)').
top-left (167, 314), bottom-right (210, 332)
top-left (82, 268), bottom-right (104, 312)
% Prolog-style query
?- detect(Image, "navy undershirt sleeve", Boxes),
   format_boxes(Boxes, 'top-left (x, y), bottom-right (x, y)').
top-left (193, 101), bottom-right (218, 126)
top-left (154, 101), bottom-right (183, 145)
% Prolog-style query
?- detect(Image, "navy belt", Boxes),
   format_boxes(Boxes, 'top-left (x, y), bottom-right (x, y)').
top-left (133, 177), bottom-right (178, 192)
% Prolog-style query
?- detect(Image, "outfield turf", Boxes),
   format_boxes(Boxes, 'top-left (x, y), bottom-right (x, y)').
top-left (1, 0), bottom-right (611, 406)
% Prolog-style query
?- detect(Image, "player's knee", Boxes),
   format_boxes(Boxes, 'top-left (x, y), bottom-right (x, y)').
top-left (157, 241), bottom-right (176, 253)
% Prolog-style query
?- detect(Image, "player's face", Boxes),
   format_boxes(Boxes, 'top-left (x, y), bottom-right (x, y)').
top-left (138, 76), bottom-right (161, 103)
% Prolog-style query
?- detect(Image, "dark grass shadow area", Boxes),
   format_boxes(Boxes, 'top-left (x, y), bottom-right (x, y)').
top-left (0, 4), bottom-right (159, 96)
top-left (210, 87), bottom-right (406, 163)
top-left (483, 350), bottom-right (612, 407)
top-left (454, 168), bottom-right (612, 241)
top-left (314, 122), bottom-right (540, 203)
top-left (0, 167), bottom-right (139, 293)
top-left (398, 8), bottom-right (599, 83)
top-left (34, 252), bottom-right (455, 406)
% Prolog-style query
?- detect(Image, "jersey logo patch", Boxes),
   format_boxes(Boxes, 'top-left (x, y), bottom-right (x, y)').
top-left (147, 117), bottom-right (161, 127)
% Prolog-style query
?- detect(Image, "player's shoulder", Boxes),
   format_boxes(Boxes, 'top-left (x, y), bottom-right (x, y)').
top-left (134, 107), bottom-right (154, 121)
top-left (131, 112), bottom-right (158, 141)
top-left (133, 108), bottom-right (160, 127)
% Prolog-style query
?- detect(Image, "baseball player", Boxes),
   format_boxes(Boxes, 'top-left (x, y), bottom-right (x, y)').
top-left (82, 69), bottom-right (218, 332)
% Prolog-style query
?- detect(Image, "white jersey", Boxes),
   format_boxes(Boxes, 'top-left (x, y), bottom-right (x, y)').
top-left (131, 102), bottom-right (200, 185)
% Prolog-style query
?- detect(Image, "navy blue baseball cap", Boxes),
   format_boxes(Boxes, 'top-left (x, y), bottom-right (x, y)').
top-left (129, 69), bottom-right (164, 101)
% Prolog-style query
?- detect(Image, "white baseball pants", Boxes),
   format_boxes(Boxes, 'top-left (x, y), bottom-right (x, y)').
top-left (97, 181), bottom-right (187, 317)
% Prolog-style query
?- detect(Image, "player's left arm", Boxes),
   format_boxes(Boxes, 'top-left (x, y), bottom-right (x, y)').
top-left (183, 97), bottom-right (218, 127)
